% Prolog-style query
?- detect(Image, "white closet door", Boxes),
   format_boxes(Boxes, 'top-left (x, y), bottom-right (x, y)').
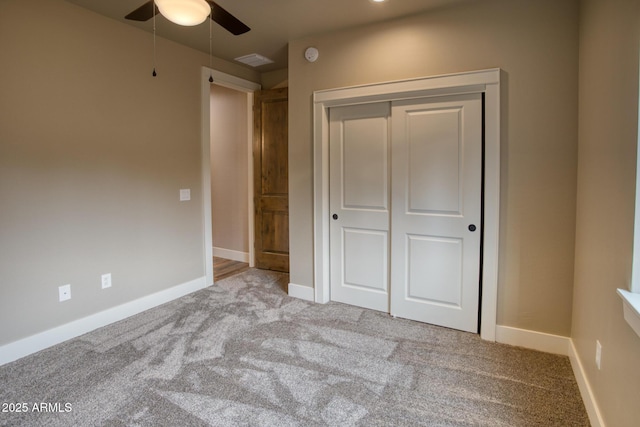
top-left (390, 94), bottom-right (482, 332)
top-left (329, 102), bottom-right (391, 312)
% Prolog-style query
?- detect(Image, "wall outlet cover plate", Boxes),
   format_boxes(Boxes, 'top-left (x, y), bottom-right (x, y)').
top-left (59, 284), bottom-right (71, 302)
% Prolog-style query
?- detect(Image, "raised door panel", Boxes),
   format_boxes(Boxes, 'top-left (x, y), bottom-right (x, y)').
top-left (407, 108), bottom-right (462, 215)
top-left (343, 228), bottom-right (388, 293)
top-left (342, 117), bottom-right (388, 210)
top-left (261, 100), bottom-right (288, 195)
top-left (406, 235), bottom-right (462, 306)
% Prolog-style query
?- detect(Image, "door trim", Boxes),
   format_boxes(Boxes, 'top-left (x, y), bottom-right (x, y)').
top-left (201, 67), bottom-right (261, 285)
top-left (312, 68), bottom-right (501, 341)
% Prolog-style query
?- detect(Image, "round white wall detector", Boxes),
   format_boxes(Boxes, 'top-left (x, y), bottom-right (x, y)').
top-left (304, 47), bottom-right (319, 63)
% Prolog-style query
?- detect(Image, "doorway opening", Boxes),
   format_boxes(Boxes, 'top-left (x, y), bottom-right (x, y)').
top-left (200, 67), bottom-right (261, 285)
top-left (210, 84), bottom-right (250, 270)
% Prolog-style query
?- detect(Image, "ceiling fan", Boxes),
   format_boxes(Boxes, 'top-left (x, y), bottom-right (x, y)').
top-left (125, 0), bottom-right (250, 35)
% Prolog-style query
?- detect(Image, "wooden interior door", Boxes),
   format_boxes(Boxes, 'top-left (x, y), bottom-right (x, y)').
top-left (253, 87), bottom-right (289, 272)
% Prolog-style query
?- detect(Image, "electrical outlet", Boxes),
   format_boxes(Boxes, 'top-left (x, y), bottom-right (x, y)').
top-left (59, 284), bottom-right (71, 302)
top-left (101, 273), bottom-right (112, 289)
top-left (179, 189), bottom-right (190, 201)
top-left (595, 340), bottom-right (602, 370)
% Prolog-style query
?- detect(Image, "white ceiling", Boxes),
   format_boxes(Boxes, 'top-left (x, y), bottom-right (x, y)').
top-left (66, 0), bottom-right (469, 72)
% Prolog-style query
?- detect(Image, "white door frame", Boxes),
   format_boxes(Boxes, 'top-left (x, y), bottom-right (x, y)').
top-left (201, 67), bottom-right (261, 285)
top-left (312, 68), bottom-right (501, 341)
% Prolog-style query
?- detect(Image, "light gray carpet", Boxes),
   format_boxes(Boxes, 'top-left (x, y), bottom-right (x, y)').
top-left (0, 269), bottom-right (589, 426)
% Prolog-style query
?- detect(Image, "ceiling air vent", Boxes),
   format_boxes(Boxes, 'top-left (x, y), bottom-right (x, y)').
top-left (234, 53), bottom-right (274, 67)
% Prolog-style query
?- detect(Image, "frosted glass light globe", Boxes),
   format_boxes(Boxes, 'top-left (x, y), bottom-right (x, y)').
top-left (155, 0), bottom-right (210, 26)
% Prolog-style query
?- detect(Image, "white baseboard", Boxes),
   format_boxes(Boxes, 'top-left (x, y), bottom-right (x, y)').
top-left (288, 282), bottom-right (315, 302)
top-left (213, 247), bottom-right (249, 263)
top-left (568, 340), bottom-right (606, 427)
top-left (495, 325), bottom-right (570, 355)
top-left (0, 276), bottom-right (208, 367)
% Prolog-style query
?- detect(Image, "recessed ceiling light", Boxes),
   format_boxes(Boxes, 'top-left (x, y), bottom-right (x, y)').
top-left (371, 0), bottom-right (386, 3)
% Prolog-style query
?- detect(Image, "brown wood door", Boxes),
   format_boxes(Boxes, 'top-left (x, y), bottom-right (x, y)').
top-left (253, 87), bottom-right (289, 272)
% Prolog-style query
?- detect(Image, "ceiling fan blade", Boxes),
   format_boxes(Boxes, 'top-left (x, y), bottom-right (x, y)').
top-left (207, 1), bottom-right (250, 35)
top-left (125, 1), bottom-right (158, 22)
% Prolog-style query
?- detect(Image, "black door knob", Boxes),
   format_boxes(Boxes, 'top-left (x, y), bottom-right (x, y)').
top-left (468, 224), bottom-right (477, 232)
top-left (332, 214), bottom-right (338, 220)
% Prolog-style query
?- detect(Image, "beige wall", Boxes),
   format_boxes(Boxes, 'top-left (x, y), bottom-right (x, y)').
top-left (573, 0), bottom-right (640, 425)
top-left (289, 0), bottom-right (579, 336)
top-left (210, 85), bottom-right (249, 254)
top-left (0, 0), bottom-right (259, 346)
top-left (261, 68), bottom-right (289, 90)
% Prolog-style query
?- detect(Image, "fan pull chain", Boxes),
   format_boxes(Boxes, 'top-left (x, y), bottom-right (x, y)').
top-left (152, 2), bottom-right (157, 77)
top-left (208, 8), bottom-right (214, 83)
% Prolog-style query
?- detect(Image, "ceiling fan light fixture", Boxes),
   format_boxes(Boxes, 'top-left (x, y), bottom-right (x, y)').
top-left (155, 0), bottom-right (210, 26)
